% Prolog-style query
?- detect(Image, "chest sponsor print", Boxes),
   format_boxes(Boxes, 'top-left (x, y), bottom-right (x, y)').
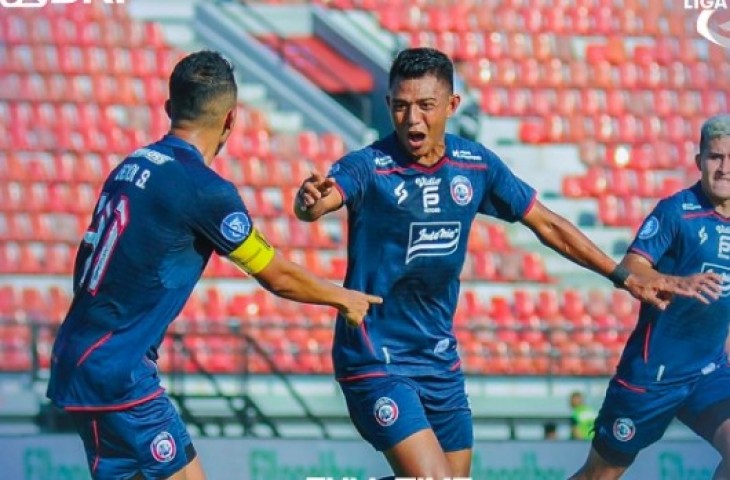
top-left (701, 262), bottom-right (730, 297)
top-left (406, 221), bottom-right (461, 264)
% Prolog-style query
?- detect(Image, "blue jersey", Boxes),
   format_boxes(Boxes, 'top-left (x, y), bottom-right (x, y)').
top-left (618, 182), bottom-right (730, 386)
top-left (329, 133), bottom-right (536, 379)
top-left (47, 135), bottom-right (253, 409)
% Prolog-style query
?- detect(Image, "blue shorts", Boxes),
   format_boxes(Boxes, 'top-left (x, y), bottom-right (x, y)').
top-left (69, 394), bottom-right (196, 479)
top-left (339, 372), bottom-right (473, 452)
top-left (593, 364), bottom-right (730, 466)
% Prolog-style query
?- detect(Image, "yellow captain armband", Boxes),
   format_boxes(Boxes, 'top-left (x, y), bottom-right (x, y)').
top-left (227, 227), bottom-right (275, 274)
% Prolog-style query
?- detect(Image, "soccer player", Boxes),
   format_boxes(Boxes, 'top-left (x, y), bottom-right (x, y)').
top-left (293, 47), bottom-right (721, 478)
top-left (46, 50), bottom-right (381, 480)
top-left (570, 116), bottom-right (730, 479)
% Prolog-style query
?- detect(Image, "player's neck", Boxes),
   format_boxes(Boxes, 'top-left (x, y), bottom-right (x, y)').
top-left (715, 203), bottom-right (730, 218)
top-left (168, 127), bottom-right (218, 166)
top-left (411, 145), bottom-right (445, 168)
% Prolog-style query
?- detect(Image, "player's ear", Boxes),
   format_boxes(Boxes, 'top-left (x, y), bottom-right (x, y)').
top-left (447, 93), bottom-right (461, 117)
top-left (222, 108), bottom-right (236, 137)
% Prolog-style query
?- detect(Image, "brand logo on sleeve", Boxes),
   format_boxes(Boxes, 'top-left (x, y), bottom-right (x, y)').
top-left (637, 216), bottom-right (659, 240)
top-left (406, 222), bottom-right (461, 264)
top-left (220, 212), bottom-right (251, 242)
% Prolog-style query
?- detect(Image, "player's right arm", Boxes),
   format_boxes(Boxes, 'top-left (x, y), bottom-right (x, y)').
top-left (294, 151), bottom-right (372, 222)
top-left (226, 227), bottom-right (381, 326)
top-left (293, 170), bottom-right (343, 222)
top-left (621, 248), bottom-right (722, 306)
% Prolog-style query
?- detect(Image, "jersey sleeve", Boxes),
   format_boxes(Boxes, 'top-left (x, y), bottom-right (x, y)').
top-left (479, 150), bottom-right (537, 222)
top-left (327, 151), bottom-right (373, 212)
top-left (628, 199), bottom-right (678, 265)
top-left (186, 180), bottom-right (254, 256)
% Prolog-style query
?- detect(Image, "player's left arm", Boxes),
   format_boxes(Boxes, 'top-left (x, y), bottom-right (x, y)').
top-left (521, 200), bottom-right (619, 281)
top-left (521, 201), bottom-right (719, 308)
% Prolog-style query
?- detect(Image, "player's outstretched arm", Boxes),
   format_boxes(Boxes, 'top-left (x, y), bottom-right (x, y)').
top-left (226, 228), bottom-right (380, 326)
top-left (520, 201), bottom-right (721, 309)
top-left (620, 253), bottom-right (722, 307)
top-left (293, 170), bottom-right (343, 222)
top-left (251, 253), bottom-right (381, 326)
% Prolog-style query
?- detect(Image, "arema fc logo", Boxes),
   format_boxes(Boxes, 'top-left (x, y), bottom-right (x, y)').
top-left (150, 431), bottom-right (177, 463)
top-left (613, 418), bottom-right (636, 442)
top-left (373, 397), bottom-right (399, 427)
top-left (450, 175), bottom-right (473, 207)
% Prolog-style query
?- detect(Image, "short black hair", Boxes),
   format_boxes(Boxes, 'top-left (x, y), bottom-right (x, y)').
top-left (388, 47), bottom-right (454, 92)
top-left (168, 50), bottom-right (237, 126)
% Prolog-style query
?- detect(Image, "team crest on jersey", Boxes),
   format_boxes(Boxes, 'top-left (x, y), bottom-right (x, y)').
top-left (450, 175), bottom-right (473, 206)
top-left (373, 397), bottom-right (399, 427)
top-left (406, 222), bottom-right (461, 264)
top-left (220, 212), bottom-right (251, 242)
top-left (637, 216), bottom-right (659, 240)
top-left (150, 431), bottom-right (177, 463)
top-left (613, 418), bottom-right (635, 442)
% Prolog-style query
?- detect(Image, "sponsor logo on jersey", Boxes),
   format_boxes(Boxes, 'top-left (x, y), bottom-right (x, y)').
top-left (637, 216), bottom-right (659, 240)
top-left (701, 262), bottom-right (730, 297)
top-left (395, 181), bottom-right (408, 205)
top-left (416, 177), bottom-right (441, 213)
top-left (406, 222), bottom-right (461, 264)
top-left (150, 431), bottom-right (176, 463)
top-left (130, 148), bottom-right (173, 165)
top-left (220, 212), bottom-right (251, 243)
top-left (613, 418), bottom-right (636, 442)
top-left (415, 177), bottom-right (441, 188)
top-left (720, 235), bottom-right (730, 260)
top-left (374, 155), bottom-right (394, 168)
top-left (373, 397), bottom-right (399, 427)
top-left (451, 149), bottom-right (482, 161)
top-left (450, 175), bottom-right (473, 206)
top-left (717, 225), bottom-right (730, 234)
top-left (682, 203), bottom-right (702, 210)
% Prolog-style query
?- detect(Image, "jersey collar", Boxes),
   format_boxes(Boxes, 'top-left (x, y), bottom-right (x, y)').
top-left (158, 134), bottom-right (206, 163)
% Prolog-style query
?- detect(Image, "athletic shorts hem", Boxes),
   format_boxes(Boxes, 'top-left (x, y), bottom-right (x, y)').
top-left (592, 436), bottom-right (637, 468)
top-left (691, 397), bottom-right (730, 442)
